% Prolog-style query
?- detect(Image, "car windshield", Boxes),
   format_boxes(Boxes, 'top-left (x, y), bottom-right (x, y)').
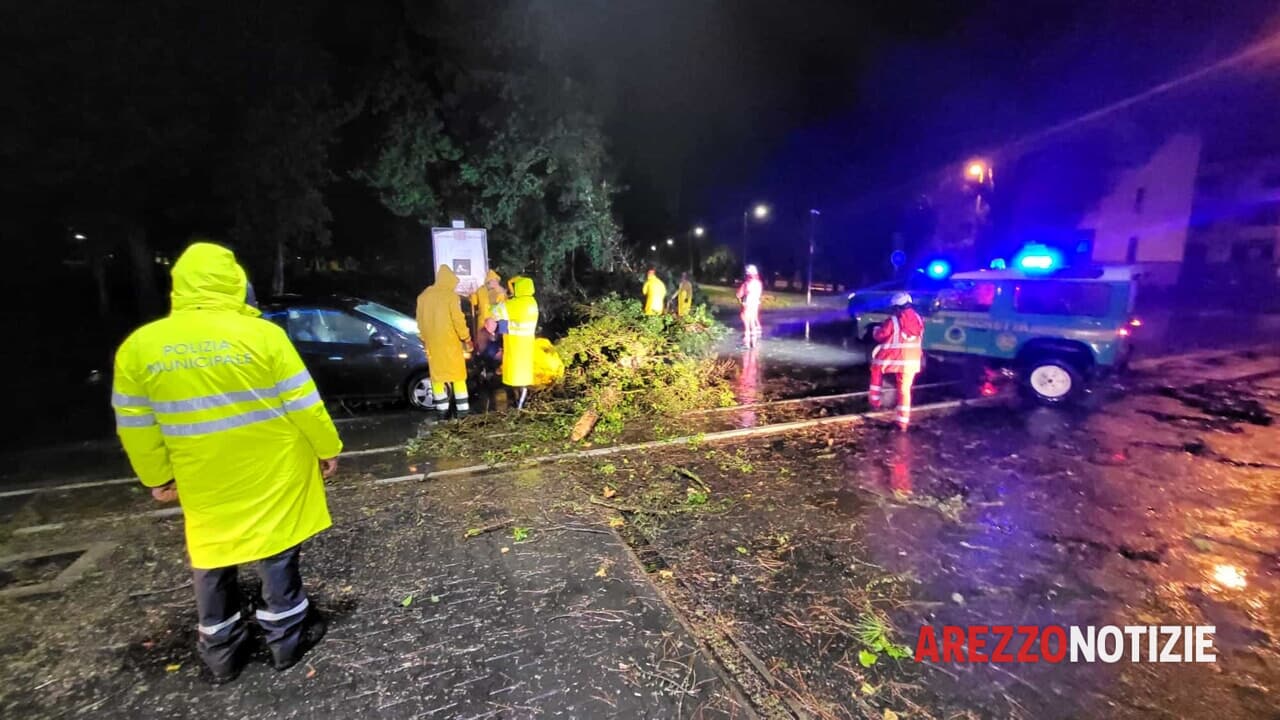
top-left (355, 301), bottom-right (419, 336)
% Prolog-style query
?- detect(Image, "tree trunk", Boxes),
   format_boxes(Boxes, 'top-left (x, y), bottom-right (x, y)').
top-left (125, 224), bottom-right (159, 317)
top-left (273, 237), bottom-right (286, 295)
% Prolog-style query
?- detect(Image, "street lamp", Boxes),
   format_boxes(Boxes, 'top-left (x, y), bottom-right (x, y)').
top-left (650, 244), bottom-right (657, 252)
top-left (964, 159), bottom-right (992, 185)
top-left (806, 209), bottom-right (820, 306)
top-left (666, 237), bottom-right (675, 247)
top-left (742, 203), bottom-right (769, 268)
top-left (693, 226), bottom-right (705, 237)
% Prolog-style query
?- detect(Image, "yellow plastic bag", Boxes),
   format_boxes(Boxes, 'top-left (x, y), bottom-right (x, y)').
top-left (532, 338), bottom-right (564, 387)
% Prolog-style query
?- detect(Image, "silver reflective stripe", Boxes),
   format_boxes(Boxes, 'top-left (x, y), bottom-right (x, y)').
top-left (197, 611), bottom-right (242, 636)
top-left (112, 391), bottom-right (151, 408)
top-left (256, 597), bottom-right (309, 623)
top-left (115, 412), bottom-right (157, 428)
top-left (283, 390), bottom-right (322, 413)
top-left (276, 369), bottom-right (314, 393)
top-left (159, 407), bottom-right (285, 436)
top-left (153, 387), bottom-right (279, 413)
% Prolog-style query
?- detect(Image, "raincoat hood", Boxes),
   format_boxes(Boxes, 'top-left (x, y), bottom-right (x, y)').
top-left (486, 269), bottom-right (502, 283)
top-left (512, 276), bottom-right (535, 297)
top-left (170, 242), bottom-right (257, 316)
top-left (434, 264), bottom-right (460, 291)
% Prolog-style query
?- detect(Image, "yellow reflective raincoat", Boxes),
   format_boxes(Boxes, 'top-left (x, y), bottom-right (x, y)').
top-left (416, 265), bottom-right (472, 384)
top-left (642, 272), bottom-right (667, 315)
top-left (469, 269), bottom-right (508, 338)
top-left (495, 276), bottom-right (538, 387)
top-left (676, 278), bottom-right (694, 316)
top-left (112, 243), bottom-right (342, 570)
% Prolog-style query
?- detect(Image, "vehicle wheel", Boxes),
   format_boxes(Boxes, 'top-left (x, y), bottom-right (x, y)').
top-left (1024, 358), bottom-right (1080, 404)
top-left (405, 371), bottom-right (434, 411)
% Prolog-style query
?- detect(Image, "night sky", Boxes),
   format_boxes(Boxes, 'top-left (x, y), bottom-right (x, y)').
top-left (4, 0), bottom-right (1279, 281)
top-left (537, 1), bottom-right (1277, 240)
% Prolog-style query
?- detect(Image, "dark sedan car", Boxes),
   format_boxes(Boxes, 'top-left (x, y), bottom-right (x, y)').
top-left (261, 296), bottom-right (433, 410)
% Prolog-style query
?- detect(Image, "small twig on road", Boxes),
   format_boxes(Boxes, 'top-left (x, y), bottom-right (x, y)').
top-left (463, 519), bottom-right (514, 539)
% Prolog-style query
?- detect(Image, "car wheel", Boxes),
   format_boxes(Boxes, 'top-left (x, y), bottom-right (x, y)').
top-left (406, 371), bottom-right (433, 411)
top-left (1024, 358), bottom-right (1080, 404)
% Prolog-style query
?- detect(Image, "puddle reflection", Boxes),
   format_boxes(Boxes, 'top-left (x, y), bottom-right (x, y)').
top-left (735, 348), bottom-right (761, 428)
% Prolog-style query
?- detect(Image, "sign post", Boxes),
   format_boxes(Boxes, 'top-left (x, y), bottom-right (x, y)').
top-left (431, 226), bottom-right (489, 297)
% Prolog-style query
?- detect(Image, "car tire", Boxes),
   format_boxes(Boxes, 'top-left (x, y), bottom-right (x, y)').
top-left (1023, 358), bottom-right (1080, 404)
top-left (405, 371), bottom-right (434, 411)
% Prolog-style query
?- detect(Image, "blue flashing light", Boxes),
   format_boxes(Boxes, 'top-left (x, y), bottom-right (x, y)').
top-left (989, 258), bottom-right (1007, 270)
top-left (924, 259), bottom-right (953, 280)
top-left (1014, 244), bottom-right (1063, 273)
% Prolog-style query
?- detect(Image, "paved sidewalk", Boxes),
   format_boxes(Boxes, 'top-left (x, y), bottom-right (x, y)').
top-left (0, 472), bottom-right (744, 719)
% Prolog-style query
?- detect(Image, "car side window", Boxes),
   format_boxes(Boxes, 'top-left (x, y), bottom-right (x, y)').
top-left (1014, 282), bottom-right (1111, 317)
top-left (938, 281), bottom-right (998, 312)
top-left (281, 308), bottom-right (376, 344)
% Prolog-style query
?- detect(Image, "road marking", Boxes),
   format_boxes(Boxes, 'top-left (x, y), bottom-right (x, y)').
top-left (0, 476), bottom-right (138, 499)
top-left (341, 444), bottom-right (407, 457)
top-left (0, 445), bottom-right (409, 498)
top-left (374, 472), bottom-right (426, 485)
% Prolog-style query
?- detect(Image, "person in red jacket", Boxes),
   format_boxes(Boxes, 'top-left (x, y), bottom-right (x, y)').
top-left (869, 292), bottom-right (924, 430)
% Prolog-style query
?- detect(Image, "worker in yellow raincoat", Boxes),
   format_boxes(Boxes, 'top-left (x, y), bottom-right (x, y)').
top-left (416, 265), bottom-right (473, 416)
top-left (112, 242), bottom-right (341, 683)
top-left (493, 275), bottom-right (538, 409)
top-left (675, 272), bottom-right (694, 317)
top-left (642, 267), bottom-right (667, 315)
top-left (469, 268), bottom-right (507, 339)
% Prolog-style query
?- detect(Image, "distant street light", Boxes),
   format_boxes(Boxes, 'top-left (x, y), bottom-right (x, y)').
top-left (742, 203), bottom-right (769, 267)
top-left (666, 237), bottom-right (675, 246)
top-left (965, 160), bottom-right (992, 185)
top-left (650, 244), bottom-right (657, 252)
top-left (806, 209), bottom-right (820, 306)
top-left (74, 233), bottom-right (87, 240)
top-left (693, 226), bottom-right (705, 237)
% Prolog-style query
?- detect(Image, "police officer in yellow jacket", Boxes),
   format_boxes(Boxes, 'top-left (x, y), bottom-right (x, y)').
top-left (112, 242), bottom-right (342, 683)
top-left (416, 265), bottom-right (473, 416)
top-left (642, 267), bottom-right (667, 315)
top-left (492, 276), bottom-right (538, 409)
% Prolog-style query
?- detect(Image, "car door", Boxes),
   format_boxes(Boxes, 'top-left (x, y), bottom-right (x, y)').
top-left (925, 279), bottom-right (1003, 356)
top-left (268, 307), bottom-right (368, 397)
top-left (301, 308), bottom-right (398, 398)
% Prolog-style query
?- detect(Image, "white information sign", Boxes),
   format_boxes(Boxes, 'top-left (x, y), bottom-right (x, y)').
top-left (431, 227), bottom-right (489, 297)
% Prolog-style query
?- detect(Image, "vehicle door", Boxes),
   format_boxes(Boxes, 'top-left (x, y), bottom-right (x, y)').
top-left (272, 307), bottom-right (381, 397)
top-left (1009, 280), bottom-right (1118, 362)
top-left (305, 308), bottom-right (403, 398)
top-left (924, 279), bottom-right (1003, 357)
top-left (264, 307), bottom-right (347, 397)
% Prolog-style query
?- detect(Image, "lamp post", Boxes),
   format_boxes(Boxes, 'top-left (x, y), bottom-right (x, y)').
top-left (806, 209), bottom-right (820, 306)
top-left (690, 226), bottom-right (705, 274)
top-left (741, 203), bottom-right (768, 268)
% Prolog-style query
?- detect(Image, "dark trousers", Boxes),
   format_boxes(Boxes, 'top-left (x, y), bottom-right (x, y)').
top-left (192, 544), bottom-right (308, 674)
